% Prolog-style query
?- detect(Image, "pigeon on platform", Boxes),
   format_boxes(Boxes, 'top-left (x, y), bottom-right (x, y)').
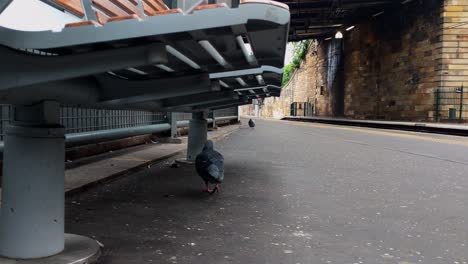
top-left (248, 119), bottom-right (255, 128)
top-left (195, 140), bottom-right (224, 194)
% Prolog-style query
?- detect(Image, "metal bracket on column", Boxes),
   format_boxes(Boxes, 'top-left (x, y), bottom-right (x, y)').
top-left (192, 111), bottom-right (207, 120)
top-left (136, 0), bottom-right (146, 16)
top-left (12, 101), bottom-right (61, 126)
top-left (81, 0), bottom-right (98, 21)
top-left (183, 0), bottom-right (207, 14)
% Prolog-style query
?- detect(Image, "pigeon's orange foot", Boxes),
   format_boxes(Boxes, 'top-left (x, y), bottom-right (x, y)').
top-left (203, 182), bottom-right (219, 194)
top-left (208, 184), bottom-right (220, 195)
top-left (203, 187), bottom-right (216, 193)
top-left (203, 188), bottom-right (216, 194)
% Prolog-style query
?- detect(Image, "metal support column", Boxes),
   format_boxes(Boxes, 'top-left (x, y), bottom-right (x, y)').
top-left (254, 99), bottom-right (259, 117)
top-left (186, 112), bottom-right (207, 161)
top-left (0, 101), bottom-right (101, 262)
top-left (0, 101), bottom-right (64, 258)
top-left (211, 111), bottom-right (217, 129)
top-left (170, 112), bottom-right (178, 138)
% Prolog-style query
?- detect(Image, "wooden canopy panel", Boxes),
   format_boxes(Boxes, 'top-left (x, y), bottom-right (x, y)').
top-left (93, 0), bottom-right (130, 17)
top-left (53, 0), bottom-right (85, 17)
top-left (52, 0), bottom-right (170, 23)
top-left (194, 3), bottom-right (228, 11)
top-left (94, 10), bottom-right (110, 24)
top-left (63, 0), bottom-right (233, 27)
top-left (64, 20), bottom-right (101, 28)
top-left (52, 0), bottom-right (241, 25)
top-left (110, 0), bottom-right (143, 17)
top-left (152, 8), bottom-right (183, 16)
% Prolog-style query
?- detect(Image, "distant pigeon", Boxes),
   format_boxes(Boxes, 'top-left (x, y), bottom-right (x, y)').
top-left (195, 140), bottom-right (224, 194)
top-left (248, 119), bottom-right (255, 128)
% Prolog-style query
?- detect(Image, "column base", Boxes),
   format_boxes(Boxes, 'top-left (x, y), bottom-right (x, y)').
top-left (0, 234), bottom-right (102, 264)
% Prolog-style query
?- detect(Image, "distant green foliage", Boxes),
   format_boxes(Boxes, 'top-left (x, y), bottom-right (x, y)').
top-left (282, 40), bottom-right (311, 86)
top-left (282, 64), bottom-right (294, 87)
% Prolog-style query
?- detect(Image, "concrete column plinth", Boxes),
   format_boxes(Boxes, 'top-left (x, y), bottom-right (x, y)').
top-left (0, 123), bottom-right (65, 258)
top-left (0, 101), bottom-right (101, 263)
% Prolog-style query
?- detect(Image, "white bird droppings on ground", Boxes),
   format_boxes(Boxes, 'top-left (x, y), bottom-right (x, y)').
top-left (381, 253), bottom-right (394, 259)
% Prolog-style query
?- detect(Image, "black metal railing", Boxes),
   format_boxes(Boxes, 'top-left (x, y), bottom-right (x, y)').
top-left (434, 87), bottom-right (468, 123)
top-left (290, 102), bottom-right (314, 117)
top-left (0, 105), bottom-right (238, 141)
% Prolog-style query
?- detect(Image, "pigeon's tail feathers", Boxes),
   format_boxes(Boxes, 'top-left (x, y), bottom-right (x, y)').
top-left (217, 169), bottom-right (225, 182)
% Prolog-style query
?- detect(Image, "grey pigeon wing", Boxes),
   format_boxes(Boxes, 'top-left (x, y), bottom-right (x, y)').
top-left (208, 150), bottom-right (224, 182)
top-left (207, 164), bottom-right (220, 178)
top-left (195, 153), bottom-right (211, 181)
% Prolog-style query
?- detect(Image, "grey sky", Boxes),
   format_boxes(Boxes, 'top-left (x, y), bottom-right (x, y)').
top-left (284, 43), bottom-right (293, 65)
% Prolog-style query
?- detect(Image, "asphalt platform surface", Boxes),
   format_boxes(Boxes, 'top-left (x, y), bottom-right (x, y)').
top-left (66, 119), bottom-right (468, 264)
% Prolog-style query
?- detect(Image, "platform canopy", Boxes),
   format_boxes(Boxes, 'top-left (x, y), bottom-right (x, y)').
top-left (0, 0), bottom-right (289, 111)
